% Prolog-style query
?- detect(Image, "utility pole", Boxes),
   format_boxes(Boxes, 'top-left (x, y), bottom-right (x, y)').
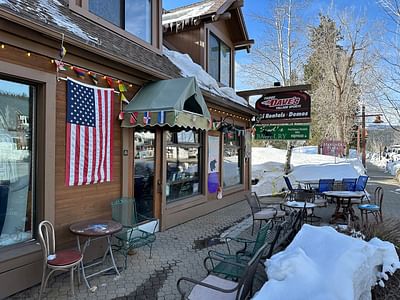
top-left (361, 104), bottom-right (366, 168)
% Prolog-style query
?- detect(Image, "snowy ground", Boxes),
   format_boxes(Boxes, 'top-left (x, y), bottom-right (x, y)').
top-left (252, 146), bottom-right (366, 196)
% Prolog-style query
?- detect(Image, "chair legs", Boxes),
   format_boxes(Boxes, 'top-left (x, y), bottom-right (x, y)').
top-left (39, 266), bottom-right (79, 299)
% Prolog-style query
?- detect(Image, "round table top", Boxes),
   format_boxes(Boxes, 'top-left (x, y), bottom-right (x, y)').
top-left (322, 191), bottom-right (365, 198)
top-left (283, 201), bottom-right (316, 209)
top-left (69, 219), bottom-right (122, 237)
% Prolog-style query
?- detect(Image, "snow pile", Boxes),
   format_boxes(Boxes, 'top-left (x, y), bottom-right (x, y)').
top-left (253, 225), bottom-right (400, 300)
top-left (251, 147), bottom-right (365, 196)
top-left (163, 47), bottom-right (248, 106)
top-left (162, 1), bottom-right (214, 28)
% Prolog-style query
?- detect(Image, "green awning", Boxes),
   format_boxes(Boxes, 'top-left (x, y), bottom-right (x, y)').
top-left (121, 77), bottom-right (211, 130)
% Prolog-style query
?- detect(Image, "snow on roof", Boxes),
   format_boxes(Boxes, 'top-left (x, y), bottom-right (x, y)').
top-left (253, 225), bottom-right (400, 300)
top-left (163, 47), bottom-right (248, 106)
top-left (0, 0), bottom-right (99, 44)
top-left (162, 1), bottom-right (214, 28)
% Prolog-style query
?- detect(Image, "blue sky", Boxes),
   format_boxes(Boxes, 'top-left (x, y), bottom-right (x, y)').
top-left (164, 0), bottom-right (387, 90)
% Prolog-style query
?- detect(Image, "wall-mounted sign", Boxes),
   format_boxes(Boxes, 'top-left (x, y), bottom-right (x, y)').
top-left (254, 124), bottom-right (310, 140)
top-left (255, 91), bottom-right (311, 124)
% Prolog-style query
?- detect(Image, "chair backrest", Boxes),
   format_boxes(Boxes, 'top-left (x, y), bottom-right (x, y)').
top-left (251, 220), bottom-right (273, 256)
top-left (318, 179), bottom-right (335, 193)
top-left (374, 186), bottom-right (384, 207)
top-left (355, 175), bottom-right (369, 191)
top-left (293, 190), bottom-right (315, 202)
top-left (342, 178), bottom-right (357, 191)
top-left (245, 192), bottom-right (261, 214)
top-left (111, 198), bottom-right (138, 227)
top-left (283, 176), bottom-right (294, 191)
top-left (38, 220), bottom-right (56, 263)
top-left (237, 242), bottom-right (269, 300)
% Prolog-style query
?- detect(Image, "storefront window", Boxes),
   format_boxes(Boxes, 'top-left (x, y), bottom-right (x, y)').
top-left (0, 78), bottom-right (34, 248)
top-left (223, 128), bottom-right (242, 187)
top-left (166, 130), bottom-right (201, 203)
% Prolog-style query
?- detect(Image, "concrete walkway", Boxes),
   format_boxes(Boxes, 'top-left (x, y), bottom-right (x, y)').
top-left (10, 200), bottom-right (261, 300)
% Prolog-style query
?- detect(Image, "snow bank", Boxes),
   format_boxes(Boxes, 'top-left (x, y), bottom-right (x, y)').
top-left (163, 47), bottom-right (248, 106)
top-left (251, 147), bottom-right (365, 196)
top-left (253, 225), bottom-right (400, 300)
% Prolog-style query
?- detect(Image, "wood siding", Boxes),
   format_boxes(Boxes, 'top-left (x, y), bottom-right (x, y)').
top-left (164, 28), bottom-right (203, 66)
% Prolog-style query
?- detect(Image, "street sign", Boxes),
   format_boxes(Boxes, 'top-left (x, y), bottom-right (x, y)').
top-left (254, 124), bottom-right (310, 140)
top-left (255, 91), bottom-right (311, 124)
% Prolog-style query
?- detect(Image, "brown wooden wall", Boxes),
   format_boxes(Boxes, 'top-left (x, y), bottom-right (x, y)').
top-left (164, 28), bottom-right (203, 66)
top-left (54, 71), bottom-right (139, 248)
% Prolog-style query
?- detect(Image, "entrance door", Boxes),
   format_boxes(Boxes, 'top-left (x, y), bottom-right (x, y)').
top-left (134, 130), bottom-right (155, 218)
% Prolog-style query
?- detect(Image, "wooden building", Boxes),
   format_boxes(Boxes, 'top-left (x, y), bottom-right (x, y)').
top-left (0, 0), bottom-right (255, 297)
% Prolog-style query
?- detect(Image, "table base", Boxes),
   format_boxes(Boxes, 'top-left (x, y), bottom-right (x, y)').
top-left (76, 235), bottom-right (120, 291)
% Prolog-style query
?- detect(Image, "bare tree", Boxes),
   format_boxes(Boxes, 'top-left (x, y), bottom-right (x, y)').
top-left (305, 12), bottom-right (376, 146)
top-left (242, 0), bottom-right (308, 87)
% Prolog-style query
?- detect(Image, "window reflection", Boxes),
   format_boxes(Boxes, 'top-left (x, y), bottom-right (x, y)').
top-left (223, 129), bottom-right (242, 187)
top-left (166, 130), bottom-right (201, 203)
top-left (89, 0), bottom-right (152, 43)
top-left (0, 79), bottom-right (33, 248)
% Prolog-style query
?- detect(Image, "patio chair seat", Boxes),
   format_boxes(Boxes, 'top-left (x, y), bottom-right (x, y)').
top-left (254, 209), bottom-right (285, 219)
top-left (47, 249), bottom-right (82, 267)
top-left (358, 204), bottom-right (379, 211)
top-left (188, 275), bottom-right (238, 300)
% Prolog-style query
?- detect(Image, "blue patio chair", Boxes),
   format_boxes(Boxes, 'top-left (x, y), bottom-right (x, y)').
top-left (355, 175), bottom-right (369, 192)
top-left (342, 178), bottom-right (357, 191)
top-left (311, 179), bottom-right (334, 207)
top-left (283, 176), bottom-right (306, 200)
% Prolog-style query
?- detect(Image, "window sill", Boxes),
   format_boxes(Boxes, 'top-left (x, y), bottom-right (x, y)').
top-left (222, 184), bottom-right (245, 195)
top-left (0, 241), bottom-right (41, 273)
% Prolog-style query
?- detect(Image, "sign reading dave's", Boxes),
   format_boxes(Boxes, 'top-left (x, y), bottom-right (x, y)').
top-left (255, 91), bottom-right (311, 123)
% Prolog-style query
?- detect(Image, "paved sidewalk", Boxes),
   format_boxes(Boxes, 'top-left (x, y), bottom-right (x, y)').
top-left (10, 200), bottom-right (262, 300)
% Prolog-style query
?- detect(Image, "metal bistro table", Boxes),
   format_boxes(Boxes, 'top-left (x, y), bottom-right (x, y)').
top-left (69, 219), bottom-right (122, 291)
top-left (322, 191), bottom-right (366, 223)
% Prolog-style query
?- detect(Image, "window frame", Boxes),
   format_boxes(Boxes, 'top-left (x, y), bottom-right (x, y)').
top-left (68, 0), bottom-right (162, 54)
top-left (165, 130), bottom-right (203, 204)
top-left (222, 126), bottom-right (243, 188)
top-left (207, 31), bottom-right (232, 87)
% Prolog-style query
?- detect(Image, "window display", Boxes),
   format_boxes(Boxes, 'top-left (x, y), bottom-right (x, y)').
top-left (0, 78), bottom-right (34, 248)
top-left (223, 128), bottom-right (242, 187)
top-left (166, 130), bottom-right (201, 203)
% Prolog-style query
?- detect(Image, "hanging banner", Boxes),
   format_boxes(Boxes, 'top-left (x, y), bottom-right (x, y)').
top-left (255, 90), bottom-right (311, 124)
top-left (208, 135), bottom-right (220, 193)
top-left (254, 124), bottom-right (310, 140)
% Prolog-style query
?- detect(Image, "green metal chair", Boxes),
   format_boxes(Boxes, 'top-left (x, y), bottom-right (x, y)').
top-left (203, 220), bottom-right (282, 280)
top-left (111, 198), bottom-right (158, 268)
top-left (177, 242), bottom-right (269, 300)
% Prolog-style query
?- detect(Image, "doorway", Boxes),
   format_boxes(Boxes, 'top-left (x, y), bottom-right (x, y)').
top-left (134, 130), bottom-right (155, 218)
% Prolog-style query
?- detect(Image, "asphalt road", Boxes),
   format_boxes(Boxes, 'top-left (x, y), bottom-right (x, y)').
top-left (366, 162), bottom-right (399, 220)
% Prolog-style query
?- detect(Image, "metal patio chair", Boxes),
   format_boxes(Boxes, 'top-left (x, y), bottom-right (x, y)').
top-left (283, 175), bottom-right (306, 200)
top-left (38, 220), bottom-right (82, 299)
top-left (358, 186), bottom-right (384, 224)
top-left (111, 198), bottom-right (158, 269)
top-left (245, 192), bottom-right (285, 235)
top-left (341, 178), bottom-right (357, 191)
top-left (177, 242), bottom-right (269, 300)
top-left (203, 221), bottom-right (283, 280)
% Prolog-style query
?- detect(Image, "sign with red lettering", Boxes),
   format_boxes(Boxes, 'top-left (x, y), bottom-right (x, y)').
top-left (255, 91), bottom-right (311, 124)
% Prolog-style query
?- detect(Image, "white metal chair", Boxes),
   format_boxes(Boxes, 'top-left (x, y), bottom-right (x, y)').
top-left (38, 220), bottom-right (82, 299)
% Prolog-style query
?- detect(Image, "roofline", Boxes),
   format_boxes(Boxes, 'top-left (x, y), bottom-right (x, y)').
top-left (237, 84), bottom-right (312, 99)
top-left (202, 89), bottom-right (258, 116)
top-left (0, 7), bottom-right (173, 81)
top-left (235, 5), bottom-right (251, 52)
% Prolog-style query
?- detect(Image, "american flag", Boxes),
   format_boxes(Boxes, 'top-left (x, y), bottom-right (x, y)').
top-left (65, 78), bottom-right (114, 186)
